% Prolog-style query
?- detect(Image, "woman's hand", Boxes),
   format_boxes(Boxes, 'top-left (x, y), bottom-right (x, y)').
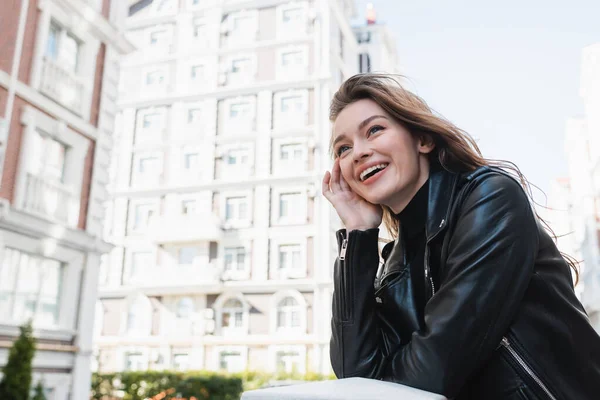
top-left (322, 158), bottom-right (383, 231)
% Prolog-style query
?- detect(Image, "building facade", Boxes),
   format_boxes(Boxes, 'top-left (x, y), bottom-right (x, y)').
top-left (551, 43), bottom-right (600, 330)
top-left (0, 0), bottom-right (132, 398)
top-left (95, 0), bottom-right (398, 376)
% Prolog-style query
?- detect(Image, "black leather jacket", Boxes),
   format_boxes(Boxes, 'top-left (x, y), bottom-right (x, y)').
top-left (330, 166), bottom-right (600, 399)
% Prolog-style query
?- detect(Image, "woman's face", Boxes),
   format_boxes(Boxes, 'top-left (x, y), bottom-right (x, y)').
top-left (332, 99), bottom-right (434, 214)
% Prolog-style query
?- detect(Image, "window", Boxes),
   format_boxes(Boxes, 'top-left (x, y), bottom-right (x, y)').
top-left (282, 8), bottom-right (302, 24)
top-left (176, 297), bottom-right (194, 318)
top-left (191, 65), bottom-right (204, 81)
top-left (278, 244), bottom-right (301, 272)
top-left (130, 252), bottom-right (152, 281)
top-left (150, 30), bottom-right (167, 46)
top-left (279, 192), bottom-right (302, 219)
top-left (133, 204), bottom-right (155, 230)
top-left (31, 132), bottom-right (66, 183)
top-left (138, 156), bottom-right (159, 174)
top-left (193, 22), bottom-right (205, 39)
top-left (142, 112), bottom-right (163, 130)
top-left (275, 350), bottom-right (302, 373)
top-left (181, 200), bottom-right (196, 215)
top-left (276, 297), bottom-right (301, 330)
top-left (0, 248), bottom-right (63, 327)
top-left (229, 102), bottom-right (251, 119)
top-left (125, 352), bottom-right (145, 371)
top-left (282, 51), bottom-right (303, 67)
top-left (232, 16), bottom-right (253, 35)
top-left (281, 96), bottom-right (303, 114)
top-left (184, 153), bottom-right (199, 170)
top-left (178, 247), bottom-right (198, 265)
top-left (126, 295), bottom-right (151, 335)
top-left (359, 53), bottom-right (371, 73)
top-left (231, 58), bottom-right (250, 74)
top-left (226, 148), bottom-right (249, 166)
top-left (224, 247), bottom-right (246, 272)
top-left (280, 143), bottom-right (303, 162)
top-left (187, 108), bottom-right (202, 124)
top-left (146, 70), bottom-right (165, 86)
top-left (46, 21), bottom-right (80, 73)
top-left (219, 350), bottom-right (243, 372)
top-left (173, 353), bottom-right (189, 371)
top-left (222, 298), bottom-right (244, 329)
top-left (225, 197), bottom-right (248, 221)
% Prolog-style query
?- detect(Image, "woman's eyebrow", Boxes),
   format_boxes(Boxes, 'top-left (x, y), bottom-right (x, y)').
top-left (358, 115), bottom-right (388, 131)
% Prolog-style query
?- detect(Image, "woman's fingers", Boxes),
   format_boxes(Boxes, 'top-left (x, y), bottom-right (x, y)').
top-left (330, 159), bottom-right (342, 194)
top-left (322, 171), bottom-right (331, 199)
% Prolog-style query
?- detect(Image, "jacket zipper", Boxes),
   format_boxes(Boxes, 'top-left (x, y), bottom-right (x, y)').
top-left (424, 246), bottom-right (436, 297)
top-left (339, 238), bottom-right (350, 321)
top-left (500, 337), bottom-right (557, 400)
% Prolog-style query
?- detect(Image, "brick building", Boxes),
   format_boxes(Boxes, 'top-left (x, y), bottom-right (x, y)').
top-left (0, 0), bottom-right (132, 398)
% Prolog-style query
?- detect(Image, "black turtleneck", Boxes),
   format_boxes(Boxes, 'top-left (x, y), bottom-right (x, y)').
top-left (398, 179), bottom-right (429, 263)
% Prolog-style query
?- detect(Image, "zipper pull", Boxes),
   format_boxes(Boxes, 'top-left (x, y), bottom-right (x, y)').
top-left (339, 239), bottom-right (348, 260)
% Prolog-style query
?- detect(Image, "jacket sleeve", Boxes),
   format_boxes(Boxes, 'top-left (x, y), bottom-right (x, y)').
top-left (329, 174), bottom-right (539, 398)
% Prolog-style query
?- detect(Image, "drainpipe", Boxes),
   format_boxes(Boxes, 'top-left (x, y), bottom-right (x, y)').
top-left (1, 0), bottom-right (30, 185)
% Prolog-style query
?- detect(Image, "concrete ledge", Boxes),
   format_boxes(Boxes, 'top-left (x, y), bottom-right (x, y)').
top-left (241, 377), bottom-right (447, 400)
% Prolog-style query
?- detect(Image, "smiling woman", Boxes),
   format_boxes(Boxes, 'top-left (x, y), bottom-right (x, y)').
top-left (322, 73), bottom-right (600, 400)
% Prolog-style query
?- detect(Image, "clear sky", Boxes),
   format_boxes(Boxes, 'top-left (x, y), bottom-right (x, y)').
top-left (352, 0), bottom-right (599, 198)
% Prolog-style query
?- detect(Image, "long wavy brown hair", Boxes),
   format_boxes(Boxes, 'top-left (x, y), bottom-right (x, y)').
top-left (329, 73), bottom-right (579, 283)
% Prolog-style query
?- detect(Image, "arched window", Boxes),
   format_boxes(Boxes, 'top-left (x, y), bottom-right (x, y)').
top-left (222, 298), bottom-right (244, 329)
top-left (176, 297), bottom-right (194, 319)
top-left (276, 297), bottom-right (301, 330)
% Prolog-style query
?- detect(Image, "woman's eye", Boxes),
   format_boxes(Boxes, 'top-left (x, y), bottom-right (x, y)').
top-left (336, 145), bottom-right (350, 156)
top-left (368, 125), bottom-right (383, 136)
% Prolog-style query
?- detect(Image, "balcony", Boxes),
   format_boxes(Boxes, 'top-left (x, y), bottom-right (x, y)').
top-left (39, 58), bottom-right (86, 116)
top-left (147, 212), bottom-right (223, 244)
top-left (22, 173), bottom-right (79, 227)
top-left (124, 260), bottom-right (222, 289)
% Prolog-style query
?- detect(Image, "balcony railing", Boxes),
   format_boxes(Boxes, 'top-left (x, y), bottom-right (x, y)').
top-left (147, 212), bottom-right (223, 244)
top-left (242, 377), bottom-right (446, 400)
top-left (40, 58), bottom-right (86, 115)
top-left (22, 173), bottom-right (78, 226)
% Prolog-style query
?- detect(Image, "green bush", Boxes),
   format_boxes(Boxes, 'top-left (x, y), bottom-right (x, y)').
top-left (0, 322), bottom-right (36, 400)
top-left (92, 370), bottom-right (334, 399)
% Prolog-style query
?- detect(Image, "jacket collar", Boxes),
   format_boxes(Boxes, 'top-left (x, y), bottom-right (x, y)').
top-left (426, 167), bottom-right (459, 242)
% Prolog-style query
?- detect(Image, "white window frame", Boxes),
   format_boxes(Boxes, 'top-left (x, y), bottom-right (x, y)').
top-left (270, 238), bottom-right (307, 279)
top-left (272, 138), bottom-right (308, 173)
top-left (177, 246), bottom-right (199, 265)
top-left (131, 151), bottom-right (163, 186)
top-left (15, 106), bottom-right (88, 227)
top-left (217, 143), bottom-right (254, 179)
top-left (268, 345), bottom-right (306, 374)
top-left (214, 345), bottom-right (248, 373)
top-left (223, 10), bottom-right (259, 46)
top-left (121, 293), bottom-right (153, 336)
top-left (222, 245), bottom-right (250, 280)
top-left (221, 190), bottom-right (252, 228)
top-left (147, 25), bottom-right (173, 52)
top-left (276, 2), bottom-right (308, 38)
top-left (135, 107), bottom-right (167, 143)
top-left (128, 198), bottom-right (160, 234)
top-left (224, 53), bottom-right (257, 85)
top-left (192, 18), bottom-right (208, 41)
top-left (220, 96), bottom-right (257, 135)
top-left (124, 249), bottom-right (155, 285)
top-left (276, 45), bottom-right (309, 80)
top-left (273, 90), bottom-right (309, 130)
top-left (269, 290), bottom-right (307, 335)
top-left (271, 186), bottom-right (307, 225)
top-left (30, 2), bottom-right (99, 121)
top-left (214, 293), bottom-right (249, 336)
top-left (141, 65), bottom-right (169, 94)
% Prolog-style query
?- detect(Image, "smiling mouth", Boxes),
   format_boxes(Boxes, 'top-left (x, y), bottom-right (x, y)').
top-left (360, 163), bottom-right (389, 182)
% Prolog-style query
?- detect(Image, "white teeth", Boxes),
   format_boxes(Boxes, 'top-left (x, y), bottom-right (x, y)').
top-left (360, 163), bottom-right (388, 181)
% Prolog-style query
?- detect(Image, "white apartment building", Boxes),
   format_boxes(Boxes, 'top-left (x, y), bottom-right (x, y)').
top-left (556, 43), bottom-right (600, 330)
top-left (0, 0), bottom-right (132, 398)
top-left (95, 0), bottom-right (399, 376)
